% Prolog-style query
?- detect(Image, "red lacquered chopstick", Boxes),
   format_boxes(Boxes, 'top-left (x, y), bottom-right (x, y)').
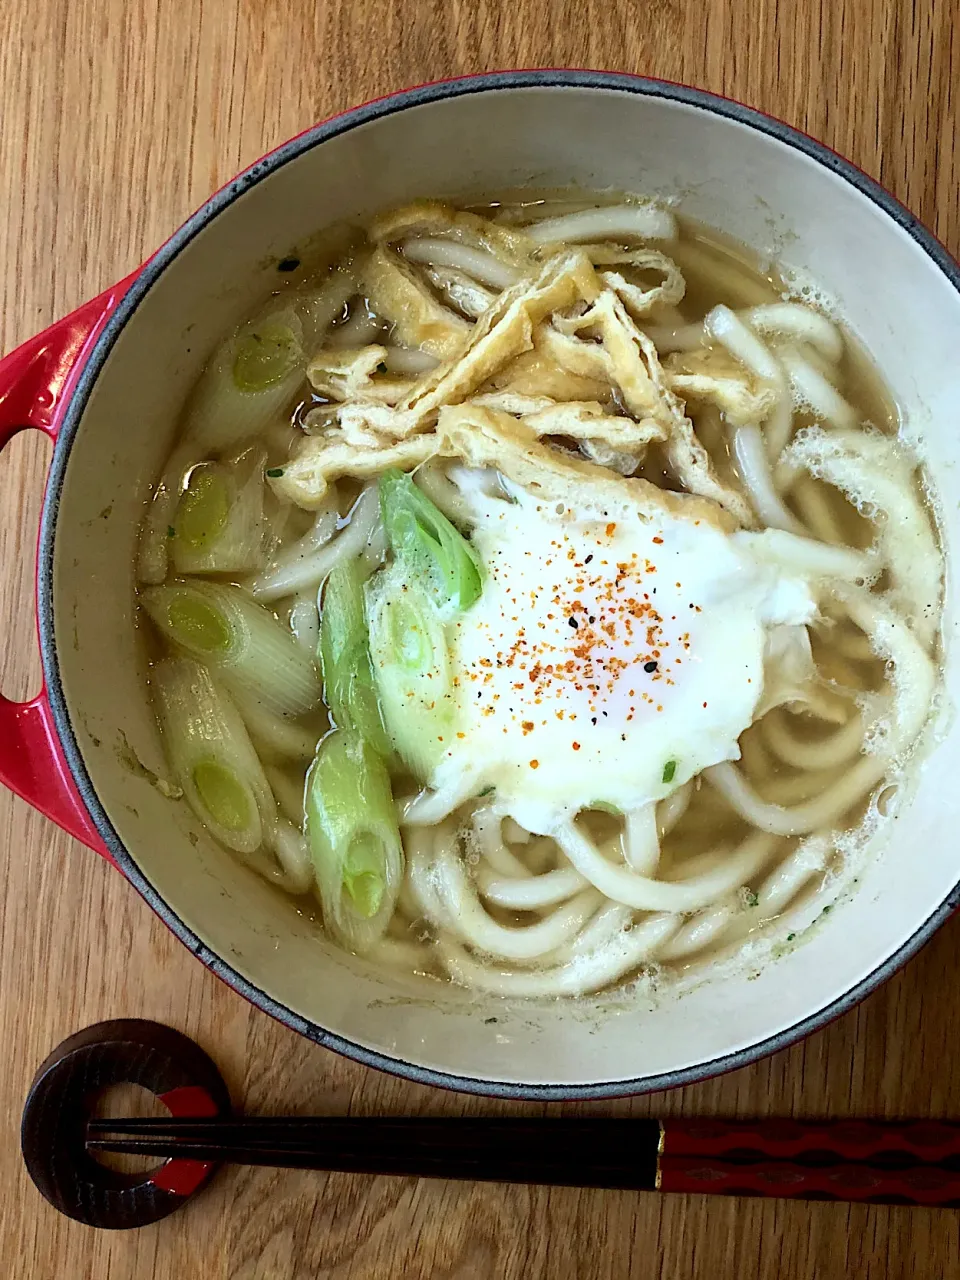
top-left (86, 1115), bottom-right (960, 1207)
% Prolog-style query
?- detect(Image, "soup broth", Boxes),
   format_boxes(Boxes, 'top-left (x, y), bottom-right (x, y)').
top-left (136, 192), bottom-right (942, 999)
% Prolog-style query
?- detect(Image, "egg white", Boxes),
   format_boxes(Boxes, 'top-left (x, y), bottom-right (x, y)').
top-left (427, 479), bottom-right (816, 834)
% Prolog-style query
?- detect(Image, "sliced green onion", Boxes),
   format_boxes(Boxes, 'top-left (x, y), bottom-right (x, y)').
top-left (153, 658), bottom-right (276, 855)
top-left (662, 760), bottom-right (678, 784)
top-left (141, 581), bottom-right (322, 717)
top-left (319, 558), bottom-right (390, 757)
top-left (170, 460), bottom-right (266, 576)
top-left (366, 566), bottom-right (453, 781)
top-left (232, 315), bottom-right (302, 392)
top-left (306, 730), bottom-right (403, 953)
top-left (182, 305), bottom-right (306, 455)
top-left (378, 468), bottom-right (482, 616)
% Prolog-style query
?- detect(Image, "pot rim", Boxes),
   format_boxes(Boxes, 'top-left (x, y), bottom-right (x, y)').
top-left (37, 69), bottom-right (960, 1101)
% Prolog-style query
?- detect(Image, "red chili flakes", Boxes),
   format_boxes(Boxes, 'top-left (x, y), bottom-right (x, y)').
top-left (652, 536), bottom-right (663, 545)
top-left (521, 721), bottom-right (534, 735)
top-left (529, 759), bottom-right (540, 769)
top-left (572, 741), bottom-right (581, 751)
top-left (605, 522), bottom-right (617, 537)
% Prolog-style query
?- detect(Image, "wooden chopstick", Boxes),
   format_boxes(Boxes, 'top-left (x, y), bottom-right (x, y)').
top-left (84, 1115), bottom-right (960, 1205)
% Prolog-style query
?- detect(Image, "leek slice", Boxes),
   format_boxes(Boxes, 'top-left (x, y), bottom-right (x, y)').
top-left (306, 731), bottom-right (403, 952)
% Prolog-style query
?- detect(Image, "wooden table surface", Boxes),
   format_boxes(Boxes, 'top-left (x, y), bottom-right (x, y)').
top-left (1, 1), bottom-right (959, 1276)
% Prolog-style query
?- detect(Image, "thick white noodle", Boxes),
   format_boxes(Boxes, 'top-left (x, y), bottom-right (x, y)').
top-left (325, 305), bottom-right (383, 348)
top-left (231, 691), bottom-right (320, 762)
top-left (555, 823), bottom-right (778, 912)
top-left (787, 441), bottom-right (943, 649)
top-left (735, 527), bottom-right (873, 581)
top-left (503, 817), bottom-right (532, 844)
top-left (643, 320), bottom-right (706, 353)
top-left (754, 834), bottom-right (831, 915)
top-left (760, 768), bottom-right (844, 806)
top-left (368, 936), bottom-right (433, 970)
top-left (137, 441), bottom-right (199, 585)
top-left (413, 462), bottom-right (477, 525)
top-left (401, 237), bottom-right (521, 290)
top-left (526, 204), bottom-right (678, 244)
top-left (251, 487), bottom-right (380, 601)
top-left (432, 831), bottom-right (602, 961)
top-left (289, 593), bottom-right (320, 653)
top-left (762, 708), bottom-right (866, 771)
top-left (477, 863), bottom-right (588, 910)
top-left (706, 304), bottom-right (793, 457)
top-left (257, 503), bottom-right (338, 587)
top-left (704, 756), bottom-right (887, 835)
top-left (270, 819), bottom-right (314, 895)
top-left (790, 476), bottom-right (845, 544)
top-left (658, 901), bottom-right (738, 961)
top-left (437, 913), bottom-right (680, 998)
top-left (659, 782), bottom-right (692, 835)
top-left (733, 425), bottom-right (806, 533)
top-left (401, 784), bottom-right (470, 827)
top-left (264, 765), bottom-right (307, 826)
top-left (471, 807), bottom-right (532, 876)
top-left (548, 901), bottom-right (635, 962)
top-left (660, 833), bottom-right (832, 961)
top-left (742, 304), bottom-right (844, 362)
top-left (404, 824), bottom-right (449, 924)
top-left (361, 519), bottom-right (388, 573)
top-left (624, 803), bottom-right (661, 874)
top-left (779, 347), bottom-right (857, 429)
top-left (824, 610), bottom-right (878, 661)
top-left (381, 345), bottom-right (441, 376)
top-left (833, 586), bottom-right (937, 754)
top-left (706, 304), bottom-right (783, 382)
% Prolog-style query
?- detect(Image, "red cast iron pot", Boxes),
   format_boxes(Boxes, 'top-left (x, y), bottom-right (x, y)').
top-left (2, 72), bottom-right (960, 1100)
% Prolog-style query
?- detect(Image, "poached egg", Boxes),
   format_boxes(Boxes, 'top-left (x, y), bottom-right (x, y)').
top-left (427, 479), bottom-right (816, 834)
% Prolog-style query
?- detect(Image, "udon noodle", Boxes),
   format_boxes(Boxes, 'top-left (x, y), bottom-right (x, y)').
top-left (137, 193), bottom-right (942, 1000)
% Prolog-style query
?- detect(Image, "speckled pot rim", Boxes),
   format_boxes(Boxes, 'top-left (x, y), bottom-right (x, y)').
top-left (37, 71), bottom-right (960, 1101)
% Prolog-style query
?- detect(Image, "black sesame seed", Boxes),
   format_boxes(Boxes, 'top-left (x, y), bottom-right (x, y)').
top-left (589, 616), bottom-right (596, 624)
top-left (644, 660), bottom-right (658, 673)
top-left (568, 617), bottom-right (578, 629)
top-left (591, 717), bottom-right (597, 725)
top-left (584, 554), bottom-right (593, 564)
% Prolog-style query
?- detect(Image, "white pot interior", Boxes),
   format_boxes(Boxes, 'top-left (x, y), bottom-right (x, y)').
top-left (50, 81), bottom-right (960, 1091)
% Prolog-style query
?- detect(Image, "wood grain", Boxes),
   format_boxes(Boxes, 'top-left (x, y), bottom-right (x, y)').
top-left (1, 1), bottom-right (958, 1276)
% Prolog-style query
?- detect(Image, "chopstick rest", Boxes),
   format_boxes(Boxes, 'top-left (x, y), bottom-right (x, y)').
top-left (21, 1019), bottom-right (231, 1228)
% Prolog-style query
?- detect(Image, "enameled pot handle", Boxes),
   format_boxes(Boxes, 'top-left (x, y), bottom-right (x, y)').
top-left (0, 274), bottom-right (139, 861)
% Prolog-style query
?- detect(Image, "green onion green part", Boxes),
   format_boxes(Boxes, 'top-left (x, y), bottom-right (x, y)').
top-left (366, 566), bottom-right (453, 780)
top-left (662, 760), bottom-right (677, 784)
top-left (306, 730), bottom-right (403, 953)
top-left (319, 558), bottom-right (390, 757)
top-left (378, 468), bottom-right (482, 617)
